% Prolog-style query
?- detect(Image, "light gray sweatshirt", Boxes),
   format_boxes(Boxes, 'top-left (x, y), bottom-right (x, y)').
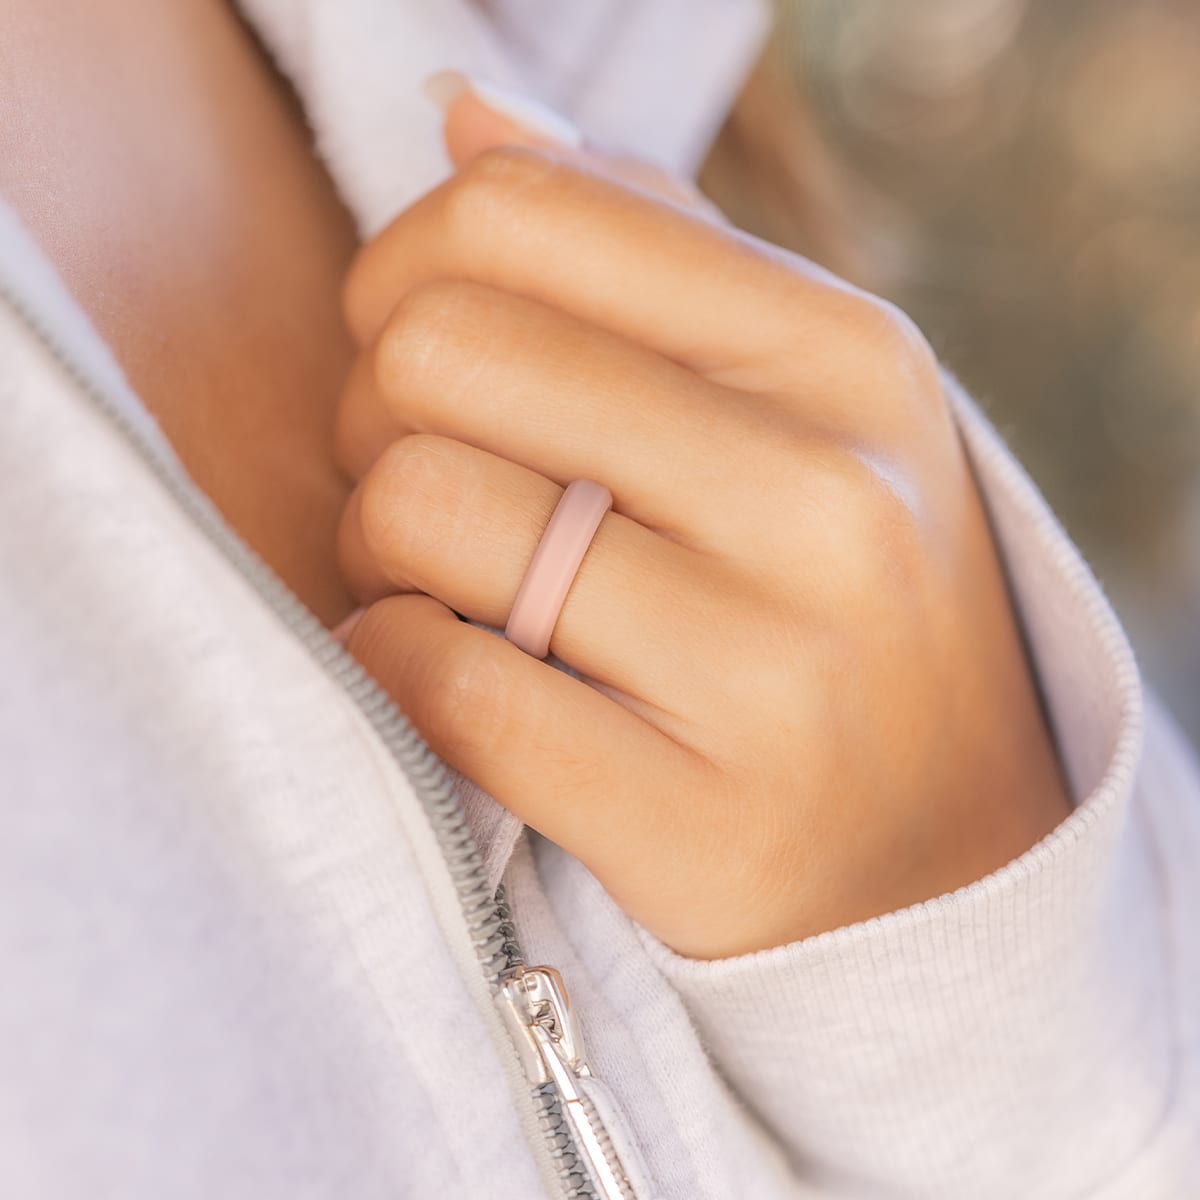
top-left (1, 1), bottom-right (1197, 1197)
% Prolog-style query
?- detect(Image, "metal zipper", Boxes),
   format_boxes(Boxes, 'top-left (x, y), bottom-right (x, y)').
top-left (0, 278), bottom-right (638, 1200)
top-left (499, 966), bottom-right (637, 1200)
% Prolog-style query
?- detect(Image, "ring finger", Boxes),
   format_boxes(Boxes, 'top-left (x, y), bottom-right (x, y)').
top-left (337, 433), bottom-right (734, 710)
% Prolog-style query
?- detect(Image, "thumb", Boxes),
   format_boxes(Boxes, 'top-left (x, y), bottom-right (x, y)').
top-left (423, 69), bottom-right (585, 165)
top-left (422, 69), bottom-right (725, 219)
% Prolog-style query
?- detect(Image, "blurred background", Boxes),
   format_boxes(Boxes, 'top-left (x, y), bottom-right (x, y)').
top-left (703, 0), bottom-right (1200, 741)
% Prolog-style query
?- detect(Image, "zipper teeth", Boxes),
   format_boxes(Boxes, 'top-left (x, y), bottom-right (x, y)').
top-left (0, 284), bottom-right (522, 979)
top-left (0, 280), bottom-right (616, 1197)
top-left (575, 1090), bottom-right (636, 1200)
top-left (533, 1085), bottom-right (599, 1200)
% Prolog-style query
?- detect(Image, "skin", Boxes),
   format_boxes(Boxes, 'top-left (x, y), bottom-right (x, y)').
top-left (337, 101), bottom-right (1073, 958)
top-left (0, 0), bottom-right (359, 623)
top-left (0, 3), bottom-right (1071, 960)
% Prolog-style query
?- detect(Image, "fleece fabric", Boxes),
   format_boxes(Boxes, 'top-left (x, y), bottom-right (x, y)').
top-left (0, 1), bottom-right (1196, 1196)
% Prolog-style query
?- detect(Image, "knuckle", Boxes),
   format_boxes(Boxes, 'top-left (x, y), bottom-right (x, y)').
top-left (443, 144), bottom-right (559, 240)
top-left (422, 635), bottom-right (511, 762)
top-left (838, 292), bottom-right (913, 352)
top-left (833, 292), bottom-right (942, 406)
top-left (815, 452), bottom-right (926, 599)
top-left (358, 435), bottom-right (455, 565)
top-left (373, 280), bottom-right (478, 397)
top-left (845, 455), bottom-right (920, 540)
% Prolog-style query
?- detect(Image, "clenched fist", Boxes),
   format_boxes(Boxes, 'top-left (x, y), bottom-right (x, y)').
top-left (331, 82), bottom-right (1070, 959)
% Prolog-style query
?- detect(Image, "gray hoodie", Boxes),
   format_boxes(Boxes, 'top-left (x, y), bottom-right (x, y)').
top-left (1, 1), bottom-right (1197, 1196)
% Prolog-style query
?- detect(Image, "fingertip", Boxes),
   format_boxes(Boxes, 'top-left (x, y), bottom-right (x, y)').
top-left (422, 68), bottom-right (470, 110)
top-left (422, 69), bottom-right (583, 167)
top-left (443, 90), bottom-right (527, 167)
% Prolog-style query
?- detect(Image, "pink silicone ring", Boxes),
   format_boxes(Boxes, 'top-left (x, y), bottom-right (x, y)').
top-left (504, 479), bottom-right (613, 659)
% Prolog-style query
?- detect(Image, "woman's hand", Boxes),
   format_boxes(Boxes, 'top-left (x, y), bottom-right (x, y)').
top-left (332, 94), bottom-right (1071, 959)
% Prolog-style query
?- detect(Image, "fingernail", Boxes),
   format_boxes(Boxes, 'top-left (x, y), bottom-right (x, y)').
top-left (421, 68), bottom-right (584, 148)
top-left (331, 607), bottom-right (366, 647)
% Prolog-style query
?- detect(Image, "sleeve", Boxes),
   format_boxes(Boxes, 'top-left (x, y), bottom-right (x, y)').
top-left (638, 371), bottom-right (1200, 1198)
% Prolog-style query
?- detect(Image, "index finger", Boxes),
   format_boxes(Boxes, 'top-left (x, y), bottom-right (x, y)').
top-left (341, 145), bottom-right (860, 380)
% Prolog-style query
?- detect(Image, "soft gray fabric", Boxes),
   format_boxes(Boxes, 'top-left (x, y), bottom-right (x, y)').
top-left (1, 1), bottom-right (1197, 1196)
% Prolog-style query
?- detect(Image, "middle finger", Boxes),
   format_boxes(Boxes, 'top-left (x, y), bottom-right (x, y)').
top-left (334, 280), bottom-right (774, 555)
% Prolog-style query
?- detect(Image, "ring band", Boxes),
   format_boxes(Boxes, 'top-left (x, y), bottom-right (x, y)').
top-left (504, 478), bottom-right (613, 659)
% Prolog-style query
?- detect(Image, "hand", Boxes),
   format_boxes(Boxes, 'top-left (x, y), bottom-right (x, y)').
top-left (331, 89), bottom-right (1071, 959)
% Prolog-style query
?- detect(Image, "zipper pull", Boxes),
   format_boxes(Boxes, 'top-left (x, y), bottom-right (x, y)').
top-left (498, 965), bottom-right (637, 1199)
top-left (498, 964), bottom-right (589, 1086)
